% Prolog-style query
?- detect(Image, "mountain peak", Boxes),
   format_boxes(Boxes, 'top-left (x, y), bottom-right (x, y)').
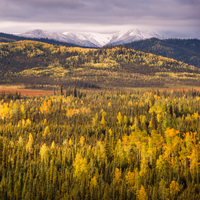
top-left (16, 29), bottom-right (166, 47)
top-left (26, 29), bottom-right (44, 34)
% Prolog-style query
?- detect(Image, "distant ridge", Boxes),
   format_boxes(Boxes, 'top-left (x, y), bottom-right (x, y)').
top-left (0, 32), bottom-right (78, 47)
top-left (16, 29), bottom-right (166, 47)
top-left (122, 38), bottom-right (200, 68)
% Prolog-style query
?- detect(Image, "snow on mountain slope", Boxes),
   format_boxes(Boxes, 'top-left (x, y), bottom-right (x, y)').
top-left (18, 29), bottom-right (98, 47)
top-left (63, 32), bottom-right (113, 47)
top-left (107, 29), bottom-right (165, 46)
top-left (17, 29), bottom-right (166, 47)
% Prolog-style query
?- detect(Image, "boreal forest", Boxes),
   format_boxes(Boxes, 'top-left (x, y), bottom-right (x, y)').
top-left (0, 89), bottom-right (200, 199)
top-left (0, 39), bottom-right (200, 199)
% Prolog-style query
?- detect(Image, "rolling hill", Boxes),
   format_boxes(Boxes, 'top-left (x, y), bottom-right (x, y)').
top-left (0, 40), bottom-right (200, 89)
top-left (123, 38), bottom-right (200, 68)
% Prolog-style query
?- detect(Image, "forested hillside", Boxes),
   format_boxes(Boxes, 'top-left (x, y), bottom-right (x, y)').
top-left (123, 38), bottom-right (200, 68)
top-left (0, 40), bottom-right (200, 89)
top-left (0, 89), bottom-right (200, 199)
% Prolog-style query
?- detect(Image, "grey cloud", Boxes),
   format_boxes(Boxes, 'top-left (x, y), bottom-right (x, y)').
top-left (176, 0), bottom-right (200, 5)
top-left (6, 0), bottom-right (84, 8)
top-left (0, 0), bottom-right (199, 38)
top-left (1, 0), bottom-right (199, 22)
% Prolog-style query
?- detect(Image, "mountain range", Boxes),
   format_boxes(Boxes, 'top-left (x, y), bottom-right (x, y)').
top-left (0, 32), bottom-right (77, 47)
top-left (16, 29), bottom-right (165, 47)
top-left (1, 29), bottom-right (200, 68)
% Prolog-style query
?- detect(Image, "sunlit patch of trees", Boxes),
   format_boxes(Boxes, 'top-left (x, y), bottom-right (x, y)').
top-left (0, 89), bottom-right (200, 199)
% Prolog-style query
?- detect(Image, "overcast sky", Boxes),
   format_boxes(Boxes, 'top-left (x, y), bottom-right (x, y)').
top-left (0, 0), bottom-right (200, 38)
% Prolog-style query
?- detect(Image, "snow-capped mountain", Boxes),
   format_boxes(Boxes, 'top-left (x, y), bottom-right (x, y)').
top-left (17, 29), bottom-right (98, 47)
top-left (17, 29), bottom-right (166, 47)
top-left (62, 32), bottom-right (113, 47)
top-left (107, 29), bottom-right (165, 46)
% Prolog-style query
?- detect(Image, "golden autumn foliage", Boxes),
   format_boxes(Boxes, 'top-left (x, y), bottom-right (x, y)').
top-left (1, 40), bottom-right (200, 89)
top-left (0, 89), bottom-right (199, 199)
top-left (170, 181), bottom-right (180, 197)
top-left (26, 133), bottom-right (34, 153)
top-left (125, 171), bottom-right (135, 186)
top-left (138, 185), bottom-right (148, 200)
top-left (113, 168), bottom-right (122, 185)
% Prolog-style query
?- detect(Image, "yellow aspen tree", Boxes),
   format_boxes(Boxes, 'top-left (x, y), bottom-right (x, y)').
top-left (43, 126), bottom-right (50, 137)
top-left (125, 171), bottom-right (134, 188)
top-left (102, 110), bottom-right (107, 118)
top-left (109, 129), bottom-right (113, 137)
top-left (69, 138), bottom-right (73, 146)
top-left (26, 133), bottom-right (34, 154)
top-left (190, 146), bottom-right (199, 177)
top-left (40, 144), bottom-right (49, 163)
top-left (185, 132), bottom-right (192, 152)
top-left (130, 116), bottom-right (133, 124)
top-left (25, 118), bottom-right (31, 126)
top-left (164, 128), bottom-right (179, 160)
top-left (138, 185), bottom-right (148, 200)
top-left (147, 137), bottom-right (153, 166)
top-left (92, 113), bottom-right (99, 127)
top-left (0, 137), bottom-right (3, 164)
top-left (91, 117), bottom-right (97, 127)
top-left (170, 181), bottom-right (180, 198)
top-left (79, 136), bottom-right (85, 147)
top-left (151, 130), bottom-right (163, 153)
top-left (50, 159), bottom-right (54, 184)
top-left (156, 155), bottom-right (166, 173)
top-left (18, 136), bottom-right (24, 148)
top-left (117, 112), bottom-right (122, 125)
top-left (157, 113), bottom-right (161, 123)
top-left (73, 153), bottom-right (88, 179)
top-left (51, 141), bottom-right (55, 150)
top-left (124, 115), bottom-right (128, 125)
top-left (101, 116), bottom-right (106, 126)
top-left (90, 176), bottom-right (98, 188)
top-left (113, 168), bottom-right (122, 185)
top-left (159, 179), bottom-right (166, 200)
top-left (140, 144), bottom-right (149, 176)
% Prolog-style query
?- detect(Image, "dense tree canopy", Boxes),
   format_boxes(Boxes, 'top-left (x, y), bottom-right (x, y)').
top-left (0, 88), bottom-right (200, 199)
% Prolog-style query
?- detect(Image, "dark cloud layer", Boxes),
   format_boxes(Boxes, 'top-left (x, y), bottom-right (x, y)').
top-left (0, 0), bottom-right (200, 38)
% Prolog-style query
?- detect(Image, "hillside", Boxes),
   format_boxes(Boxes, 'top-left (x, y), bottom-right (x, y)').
top-left (0, 40), bottom-right (200, 89)
top-left (0, 32), bottom-right (78, 47)
top-left (123, 38), bottom-right (200, 68)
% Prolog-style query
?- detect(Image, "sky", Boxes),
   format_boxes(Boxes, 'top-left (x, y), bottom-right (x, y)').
top-left (0, 0), bottom-right (200, 38)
